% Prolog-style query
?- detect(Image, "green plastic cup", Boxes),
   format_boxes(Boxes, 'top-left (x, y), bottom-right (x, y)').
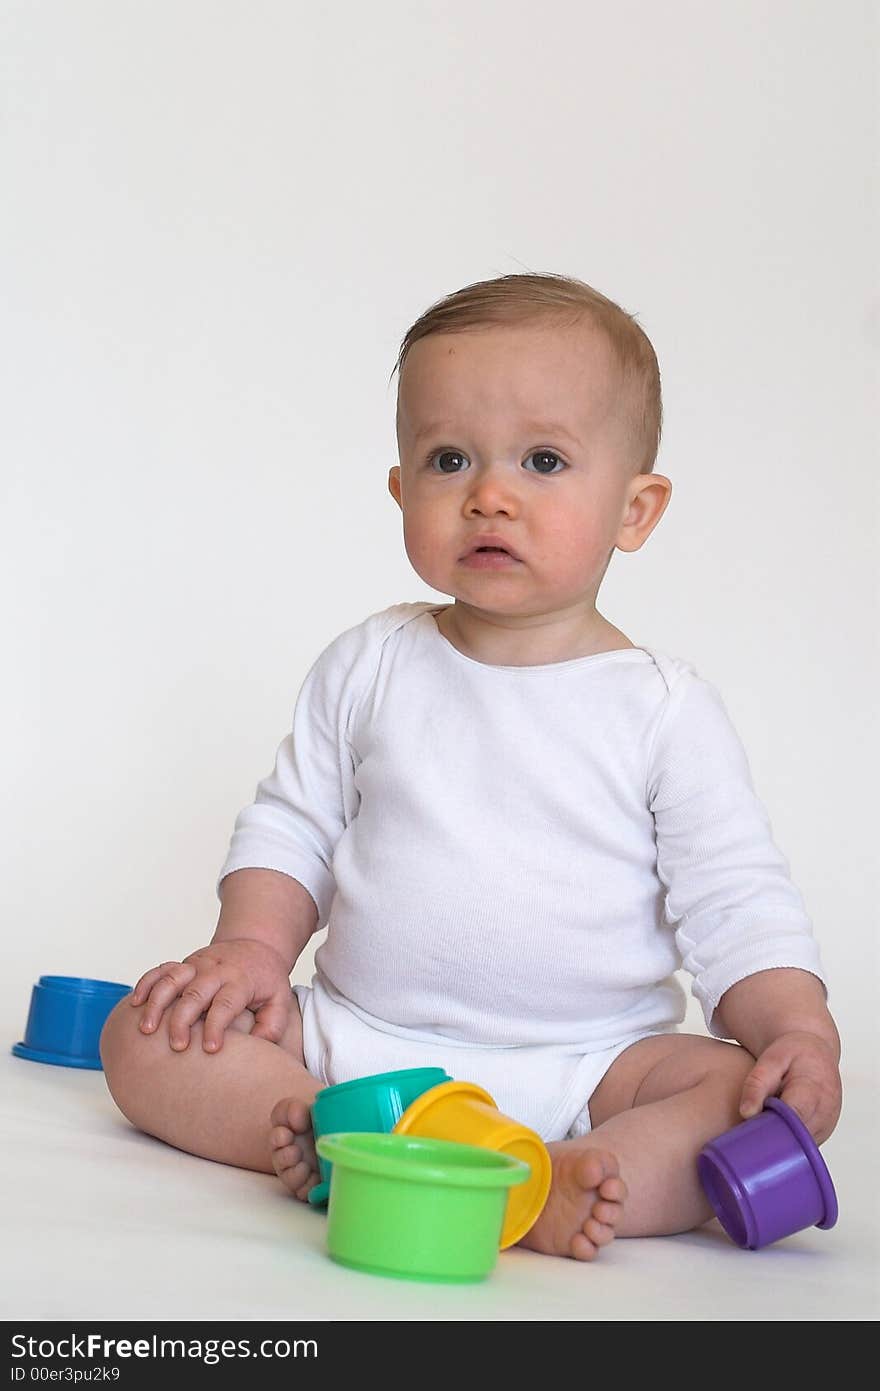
top-left (308, 1067), bottom-right (452, 1208)
top-left (316, 1132), bottom-right (530, 1283)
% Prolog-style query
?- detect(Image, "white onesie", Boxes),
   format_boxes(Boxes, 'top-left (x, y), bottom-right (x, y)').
top-left (217, 602), bottom-right (828, 1140)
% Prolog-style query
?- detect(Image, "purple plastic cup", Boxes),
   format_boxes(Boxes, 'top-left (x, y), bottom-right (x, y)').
top-left (697, 1096), bottom-right (838, 1250)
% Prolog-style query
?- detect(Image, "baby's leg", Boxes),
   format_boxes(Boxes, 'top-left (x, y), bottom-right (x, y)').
top-left (520, 1034), bottom-right (755, 1261)
top-left (100, 991), bottom-right (323, 1198)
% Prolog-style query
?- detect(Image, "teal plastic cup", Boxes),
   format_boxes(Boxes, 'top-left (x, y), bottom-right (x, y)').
top-left (308, 1067), bottom-right (451, 1207)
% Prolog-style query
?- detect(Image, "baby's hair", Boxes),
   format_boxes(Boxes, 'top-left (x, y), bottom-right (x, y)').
top-left (390, 271), bottom-right (662, 474)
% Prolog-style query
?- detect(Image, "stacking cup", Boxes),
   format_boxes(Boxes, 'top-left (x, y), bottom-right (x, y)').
top-left (308, 1067), bottom-right (452, 1207)
top-left (697, 1096), bottom-right (838, 1250)
top-left (316, 1132), bottom-right (530, 1282)
top-left (12, 976), bottom-right (132, 1070)
top-left (393, 1079), bottom-right (552, 1248)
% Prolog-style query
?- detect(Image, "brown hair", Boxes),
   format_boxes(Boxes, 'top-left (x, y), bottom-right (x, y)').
top-left (390, 271), bottom-right (662, 473)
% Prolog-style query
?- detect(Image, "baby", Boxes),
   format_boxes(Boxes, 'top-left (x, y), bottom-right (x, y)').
top-left (100, 272), bottom-right (842, 1262)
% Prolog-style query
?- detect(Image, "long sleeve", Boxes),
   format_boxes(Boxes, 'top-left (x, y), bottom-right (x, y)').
top-left (647, 667), bottom-right (828, 1040)
top-left (216, 623), bottom-right (366, 926)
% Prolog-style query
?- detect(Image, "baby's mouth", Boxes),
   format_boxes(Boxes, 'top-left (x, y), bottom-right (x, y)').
top-left (459, 546), bottom-right (522, 567)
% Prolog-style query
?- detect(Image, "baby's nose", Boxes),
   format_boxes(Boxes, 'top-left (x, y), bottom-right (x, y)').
top-left (465, 464), bottom-right (521, 509)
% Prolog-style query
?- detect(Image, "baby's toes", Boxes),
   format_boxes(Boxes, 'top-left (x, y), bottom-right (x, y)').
top-left (269, 1096), bottom-right (317, 1177)
top-left (583, 1216), bottom-right (616, 1248)
top-left (569, 1231), bottom-right (600, 1262)
top-left (276, 1122), bottom-right (316, 1171)
top-left (294, 1171), bottom-right (321, 1202)
top-left (271, 1136), bottom-right (304, 1173)
top-left (598, 1175), bottom-right (628, 1203)
top-left (270, 1096), bottom-right (312, 1135)
top-left (270, 1123), bottom-right (295, 1155)
top-left (272, 1141), bottom-right (311, 1195)
top-left (593, 1198), bottom-right (624, 1227)
top-left (573, 1147), bottom-right (619, 1194)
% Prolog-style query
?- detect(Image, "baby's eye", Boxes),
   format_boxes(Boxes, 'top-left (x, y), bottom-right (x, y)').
top-left (428, 449), bottom-right (469, 474)
top-left (426, 449), bottom-right (567, 475)
top-left (523, 450), bottom-right (566, 475)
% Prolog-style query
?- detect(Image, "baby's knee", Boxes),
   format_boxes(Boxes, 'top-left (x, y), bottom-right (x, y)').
top-left (100, 993), bottom-right (140, 1075)
top-left (632, 1035), bottom-right (756, 1114)
top-left (686, 1038), bottom-right (756, 1090)
top-left (715, 1040), bottom-right (757, 1080)
top-left (100, 994), bottom-right (252, 1076)
top-left (99, 994), bottom-right (185, 1097)
top-left (99, 994), bottom-right (153, 1117)
top-left (98, 993), bottom-right (304, 1112)
top-left (696, 1040), bottom-right (757, 1128)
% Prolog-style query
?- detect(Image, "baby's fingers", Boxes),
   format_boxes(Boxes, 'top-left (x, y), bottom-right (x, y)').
top-left (200, 983), bottom-right (253, 1053)
top-left (778, 1077), bottom-right (821, 1133)
top-left (136, 962), bottom-right (198, 1033)
top-left (739, 1053), bottom-right (787, 1120)
top-left (779, 1076), bottom-right (841, 1144)
top-left (250, 991), bottom-right (295, 1045)
top-left (131, 962), bottom-right (187, 1007)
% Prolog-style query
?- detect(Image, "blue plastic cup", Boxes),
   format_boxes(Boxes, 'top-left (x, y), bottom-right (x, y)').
top-left (12, 975), bottom-right (132, 1070)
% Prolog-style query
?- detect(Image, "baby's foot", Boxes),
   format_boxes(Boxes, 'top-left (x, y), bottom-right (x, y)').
top-left (518, 1142), bottom-right (627, 1261)
top-left (269, 1096), bottom-right (320, 1202)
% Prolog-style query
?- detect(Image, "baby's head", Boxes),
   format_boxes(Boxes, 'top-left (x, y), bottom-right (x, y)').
top-left (388, 272), bottom-right (672, 624)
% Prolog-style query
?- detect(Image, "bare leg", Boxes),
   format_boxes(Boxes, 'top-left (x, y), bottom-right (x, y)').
top-left (100, 990), bottom-right (322, 1195)
top-left (519, 1035), bottom-right (755, 1261)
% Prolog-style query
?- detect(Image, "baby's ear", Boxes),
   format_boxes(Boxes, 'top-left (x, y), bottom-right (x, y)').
top-left (616, 474), bottom-right (672, 552)
top-left (388, 466), bottom-right (403, 507)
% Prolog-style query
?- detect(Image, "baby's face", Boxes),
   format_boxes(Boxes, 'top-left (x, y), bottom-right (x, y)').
top-left (390, 319), bottom-right (656, 619)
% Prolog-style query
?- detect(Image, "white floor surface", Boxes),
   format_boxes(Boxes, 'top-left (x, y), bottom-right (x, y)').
top-left (3, 1045), bottom-right (878, 1323)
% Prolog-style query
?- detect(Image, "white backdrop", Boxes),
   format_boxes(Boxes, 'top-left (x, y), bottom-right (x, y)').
top-left (2, 1), bottom-right (877, 1071)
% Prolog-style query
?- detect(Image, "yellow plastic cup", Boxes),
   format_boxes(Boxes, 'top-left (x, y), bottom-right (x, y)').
top-left (393, 1079), bottom-right (551, 1248)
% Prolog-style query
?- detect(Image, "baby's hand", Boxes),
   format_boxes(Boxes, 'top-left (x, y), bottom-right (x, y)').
top-left (129, 938), bottom-right (293, 1054)
top-left (738, 1030), bottom-right (842, 1144)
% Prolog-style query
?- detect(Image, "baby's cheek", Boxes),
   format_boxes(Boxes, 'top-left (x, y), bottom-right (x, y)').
top-left (546, 528), bottom-right (609, 583)
top-left (404, 524), bottom-right (453, 578)
top-left (403, 534), bottom-right (434, 576)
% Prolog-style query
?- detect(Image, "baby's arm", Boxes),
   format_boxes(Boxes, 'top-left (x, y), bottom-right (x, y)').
top-left (130, 868), bottom-right (318, 1053)
top-left (714, 967), bottom-right (842, 1143)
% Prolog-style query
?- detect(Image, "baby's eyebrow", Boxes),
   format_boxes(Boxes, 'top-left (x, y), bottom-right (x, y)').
top-left (413, 421), bottom-right (582, 446)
